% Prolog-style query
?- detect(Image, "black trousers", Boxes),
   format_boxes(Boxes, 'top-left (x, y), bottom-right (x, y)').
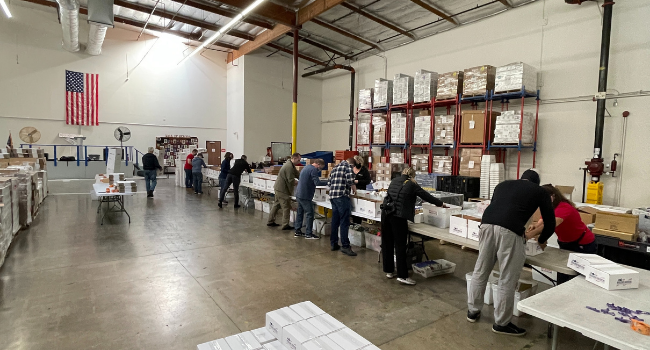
top-left (219, 174), bottom-right (241, 205)
top-left (381, 214), bottom-right (409, 279)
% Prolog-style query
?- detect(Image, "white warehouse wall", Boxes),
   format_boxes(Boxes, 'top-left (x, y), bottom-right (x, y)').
top-left (0, 3), bottom-right (228, 162)
top-left (321, 0), bottom-right (650, 208)
top-left (243, 53), bottom-right (323, 160)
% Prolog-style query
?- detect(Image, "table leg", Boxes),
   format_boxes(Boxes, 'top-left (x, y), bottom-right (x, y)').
top-left (120, 197), bottom-right (131, 224)
top-left (551, 324), bottom-right (559, 350)
top-left (97, 198), bottom-right (102, 214)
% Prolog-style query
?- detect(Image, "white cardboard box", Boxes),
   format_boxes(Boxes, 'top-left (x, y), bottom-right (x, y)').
top-left (525, 239), bottom-right (544, 256)
top-left (266, 180), bottom-right (276, 192)
top-left (306, 314), bottom-right (346, 335)
top-left (466, 217), bottom-right (481, 241)
top-left (290, 301), bottom-right (326, 320)
top-left (585, 263), bottom-right (640, 290)
top-left (251, 327), bottom-right (276, 345)
top-left (263, 202), bottom-right (272, 214)
top-left (422, 204), bottom-right (462, 228)
top-left (449, 215), bottom-right (468, 238)
top-left (266, 307), bottom-right (303, 339)
top-left (531, 265), bottom-right (558, 286)
top-left (226, 333), bottom-right (263, 350)
top-left (282, 320), bottom-right (324, 350)
top-left (465, 272), bottom-right (497, 305)
top-left (328, 328), bottom-right (371, 350)
top-left (264, 341), bottom-right (286, 350)
top-left (413, 213), bottom-right (424, 224)
top-left (304, 337), bottom-right (345, 350)
top-left (360, 345), bottom-right (380, 350)
top-left (197, 339), bottom-right (232, 350)
top-left (567, 253), bottom-right (613, 275)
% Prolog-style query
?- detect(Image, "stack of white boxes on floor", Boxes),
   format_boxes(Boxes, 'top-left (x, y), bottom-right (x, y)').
top-left (413, 113), bottom-right (431, 145)
top-left (432, 156), bottom-right (452, 175)
top-left (393, 74), bottom-right (414, 105)
top-left (197, 301), bottom-right (380, 350)
top-left (566, 253), bottom-right (639, 290)
top-left (480, 155), bottom-right (495, 199)
top-left (493, 111), bottom-right (536, 145)
top-left (373, 79), bottom-right (392, 108)
top-left (390, 113), bottom-right (408, 144)
top-left (489, 163), bottom-right (504, 199)
top-left (414, 70), bottom-right (438, 103)
top-left (0, 179), bottom-right (15, 267)
top-left (358, 89), bottom-right (373, 110)
top-left (495, 62), bottom-right (537, 94)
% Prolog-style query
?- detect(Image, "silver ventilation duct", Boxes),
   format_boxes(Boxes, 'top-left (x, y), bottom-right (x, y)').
top-left (55, 0), bottom-right (80, 52)
top-left (86, 0), bottom-right (114, 56)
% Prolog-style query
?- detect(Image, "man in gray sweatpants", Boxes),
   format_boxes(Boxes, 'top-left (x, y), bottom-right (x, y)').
top-left (466, 170), bottom-right (556, 336)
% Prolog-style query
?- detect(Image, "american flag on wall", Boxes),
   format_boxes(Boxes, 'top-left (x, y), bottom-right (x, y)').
top-left (65, 70), bottom-right (99, 125)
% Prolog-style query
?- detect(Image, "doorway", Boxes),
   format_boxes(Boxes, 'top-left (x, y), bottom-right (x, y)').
top-left (206, 141), bottom-right (222, 167)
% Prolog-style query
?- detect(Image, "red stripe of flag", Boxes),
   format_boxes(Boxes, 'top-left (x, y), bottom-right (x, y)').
top-left (95, 74), bottom-right (99, 125)
top-left (65, 91), bottom-right (69, 124)
top-left (85, 73), bottom-right (89, 126)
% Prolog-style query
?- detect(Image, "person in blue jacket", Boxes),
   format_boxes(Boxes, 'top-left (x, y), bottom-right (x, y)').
top-left (294, 159), bottom-right (327, 239)
top-left (219, 152), bottom-right (233, 203)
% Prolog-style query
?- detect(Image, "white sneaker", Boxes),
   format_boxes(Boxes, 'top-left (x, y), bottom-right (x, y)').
top-left (397, 278), bottom-right (416, 285)
top-left (386, 273), bottom-right (396, 279)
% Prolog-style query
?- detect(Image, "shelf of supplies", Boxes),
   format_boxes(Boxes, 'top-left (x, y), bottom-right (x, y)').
top-left (431, 144), bottom-right (453, 148)
top-left (489, 143), bottom-right (536, 149)
top-left (492, 88), bottom-right (540, 102)
top-left (460, 91), bottom-right (491, 102)
top-left (358, 107), bottom-right (389, 113)
top-left (457, 144), bottom-right (484, 148)
top-left (412, 102), bottom-right (432, 108)
top-left (390, 103), bottom-right (409, 109)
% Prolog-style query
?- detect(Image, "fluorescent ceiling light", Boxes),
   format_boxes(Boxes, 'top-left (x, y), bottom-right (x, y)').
top-left (1, 0), bottom-right (12, 18)
top-left (179, 0), bottom-right (266, 64)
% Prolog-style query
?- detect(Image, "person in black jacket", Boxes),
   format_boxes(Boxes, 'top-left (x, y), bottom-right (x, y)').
top-left (142, 147), bottom-right (162, 198)
top-left (218, 155), bottom-right (251, 208)
top-left (352, 155), bottom-right (372, 225)
top-left (382, 167), bottom-right (444, 286)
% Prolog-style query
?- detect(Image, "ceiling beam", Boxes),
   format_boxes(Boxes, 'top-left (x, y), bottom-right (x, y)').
top-left (409, 0), bottom-right (458, 25)
top-left (168, 0), bottom-right (274, 29)
top-left (227, 0), bottom-right (346, 63)
top-left (339, 2), bottom-right (416, 40)
top-left (266, 42), bottom-right (326, 66)
top-left (285, 32), bottom-right (352, 60)
top-left (311, 18), bottom-right (381, 51)
top-left (211, 0), bottom-right (296, 27)
top-left (497, 0), bottom-right (513, 8)
top-left (19, 0), bottom-right (240, 50)
top-left (113, 0), bottom-right (255, 41)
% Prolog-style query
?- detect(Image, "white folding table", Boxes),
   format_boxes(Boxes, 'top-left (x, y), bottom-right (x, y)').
top-left (93, 183), bottom-right (135, 225)
top-left (518, 266), bottom-right (650, 350)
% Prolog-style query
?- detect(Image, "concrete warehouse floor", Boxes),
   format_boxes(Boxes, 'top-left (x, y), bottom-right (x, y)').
top-left (0, 178), bottom-right (600, 350)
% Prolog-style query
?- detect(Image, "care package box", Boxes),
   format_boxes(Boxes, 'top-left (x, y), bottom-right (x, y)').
top-left (283, 320), bottom-right (324, 350)
top-left (328, 328), bottom-right (371, 350)
top-left (585, 263), bottom-right (639, 290)
top-left (266, 307), bottom-right (303, 339)
top-left (226, 332), bottom-right (263, 350)
top-left (525, 239), bottom-right (544, 256)
top-left (567, 253), bottom-right (613, 275)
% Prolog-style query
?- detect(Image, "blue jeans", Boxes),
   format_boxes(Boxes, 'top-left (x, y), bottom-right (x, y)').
top-left (330, 197), bottom-right (351, 248)
top-left (193, 173), bottom-right (203, 193)
top-left (144, 170), bottom-right (157, 192)
top-left (219, 177), bottom-right (226, 191)
top-left (295, 198), bottom-right (314, 234)
top-left (184, 169), bottom-right (193, 187)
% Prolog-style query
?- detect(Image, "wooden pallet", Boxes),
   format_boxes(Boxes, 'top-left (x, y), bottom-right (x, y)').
top-left (494, 88), bottom-right (536, 95)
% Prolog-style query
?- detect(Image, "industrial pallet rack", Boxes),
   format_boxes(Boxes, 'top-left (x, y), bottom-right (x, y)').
top-left (354, 86), bottom-right (540, 178)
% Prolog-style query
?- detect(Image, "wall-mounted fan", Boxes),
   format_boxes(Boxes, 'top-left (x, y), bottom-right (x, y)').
top-left (19, 126), bottom-right (41, 144)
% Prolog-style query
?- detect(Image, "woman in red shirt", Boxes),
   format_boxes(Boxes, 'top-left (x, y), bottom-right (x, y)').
top-left (528, 184), bottom-right (597, 253)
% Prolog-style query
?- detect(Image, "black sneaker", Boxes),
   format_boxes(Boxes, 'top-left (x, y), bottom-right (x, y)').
top-left (218, 203), bottom-right (223, 209)
top-left (331, 244), bottom-right (340, 251)
top-left (281, 225), bottom-right (293, 230)
top-left (341, 247), bottom-right (357, 256)
top-left (267, 223), bottom-right (280, 227)
top-left (305, 233), bottom-right (320, 240)
top-left (234, 205), bottom-right (241, 208)
top-left (492, 323), bottom-right (526, 336)
top-left (294, 231), bottom-right (305, 238)
top-left (467, 310), bottom-right (480, 323)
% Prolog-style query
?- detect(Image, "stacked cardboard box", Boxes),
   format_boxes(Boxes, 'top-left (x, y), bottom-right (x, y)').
top-left (390, 113), bottom-right (409, 144)
top-left (495, 62), bottom-right (538, 93)
top-left (593, 212), bottom-right (639, 241)
top-left (463, 65), bottom-right (496, 97)
top-left (375, 163), bottom-right (406, 182)
top-left (413, 113), bottom-right (431, 145)
top-left (117, 181), bottom-right (138, 193)
top-left (414, 69), bottom-right (438, 103)
top-left (493, 110), bottom-right (536, 144)
top-left (374, 79), bottom-right (393, 107)
top-left (372, 115), bottom-right (387, 144)
top-left (460, 110), bottom-right (500, 144)
top-left (489, 163), bottom-right (505, 199)
top-left (357, 114), bottom-right (371, 145)
top-left (432, 156), bottom-right (452, 174)
top-left (411, 154), bottom-right (429, 173)
top-left (0, 182), bottom-right (13, 267)
top-left (434, 115), bottom-right (455, 145)
top-left (480, 155), bottom-right (496, 199)
top-left (459, 149), bottom-right (482, 178)
top-left (358, 88), bottom-right (373, 110)
top-left (393, 73), bottom-right (414, 105)
top-left (436, 71), bottom-right (464, 100)
top-left (390, 153), bottom-right (405, 164)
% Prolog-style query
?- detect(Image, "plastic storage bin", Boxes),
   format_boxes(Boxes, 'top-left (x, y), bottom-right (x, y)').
top-left (491, 278), bottom-right (538, 316)
top-left (343, 229), bottom-right (366, 247)
top-left (465, 272), bottom-right (498, 305)
top-left (364, 232), bottom-right (382, 252)
top-left (412, 259), bottom-right (456, 278)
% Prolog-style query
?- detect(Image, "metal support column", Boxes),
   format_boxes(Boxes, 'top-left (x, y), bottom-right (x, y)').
top-left (291, 28), bottom-right (299, 154)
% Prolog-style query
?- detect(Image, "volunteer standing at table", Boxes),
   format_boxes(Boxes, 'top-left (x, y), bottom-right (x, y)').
top-left (328, 157), bottom-right (357, 256)
top-left (142, 147), bottom-right (163, 198)
top-left (184, 149), bottom-right (198, 189)
top-left (381, 167), bottom-right (444, 286)
top-left (219, 152), bottom-right (233, 204)
top-left (218, 155), bottom-right (251, 209)
top-left (293, 159), bottom-right (327, 239)
top-left (267, 153), bottom-right (301, 230)
top-left (192, 153), bottom-right (207, 195)
top-left (351, 155), bottom-right (372, 225)
top-left (527, 184), bottom-right (597, 253)
top-left (467, 170), bottom-right (556, 337)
